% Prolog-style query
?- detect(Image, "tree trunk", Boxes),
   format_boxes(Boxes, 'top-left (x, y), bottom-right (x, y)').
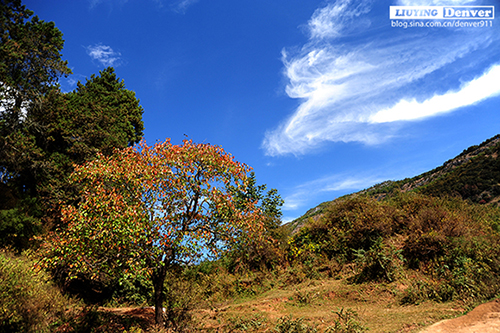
top-left (152, 265), bottom-right (167, 326)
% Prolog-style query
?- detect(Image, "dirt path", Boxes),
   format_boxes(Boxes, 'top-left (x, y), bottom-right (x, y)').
top-left (100, 306), bottom-right (156, 322)
top-left (101, 299), bottom-right (500, 332)
top-left (419, 299), bottom-right (500, 333)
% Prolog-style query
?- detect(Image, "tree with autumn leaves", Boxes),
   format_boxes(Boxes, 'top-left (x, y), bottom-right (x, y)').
top-left (43, 139), bottom-right (268, 327)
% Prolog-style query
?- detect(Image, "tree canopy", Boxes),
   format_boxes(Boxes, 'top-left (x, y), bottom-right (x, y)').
top-left (0, 0), bottom-right (71, 120)
top-left (0, 0), bottom-right (144, 250)
top-left (43, 139), bottom-right (266, 326)
top-left (0, 0), bottom-right (71, 249)
top-left (0, 68), bottom-right (144, 247)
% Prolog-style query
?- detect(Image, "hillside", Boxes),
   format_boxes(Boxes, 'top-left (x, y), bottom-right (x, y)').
top-left (291, 134), bottom-right (500, 229)
top-left (369, 134), bottom-right (500, 203)
top-left (4, 135), bottom-right (500, 332)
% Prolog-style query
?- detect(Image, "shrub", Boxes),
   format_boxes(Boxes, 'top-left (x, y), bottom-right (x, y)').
top-left (351, 238), bottom-right (402, 283)
top-left (400, 279), bottom-right (440, 304)
top-left (403, 230), bottom-right (448, 269)
top-left (225, 238), bottom-right (285, 274)
top-left (273, 315), bottom-right (317, 333)
top-left (287, 192), bottom-right (500, 305)
top-left (0, 251), bottom-right (70, 332)
top-left (0, 206), bottom-right (41, 252)
top-left (111, 271), bottom-right (153, 306)
top-left (281, 265), bottom-right (308, 286)
top-left (158, 267), bottom-right (207, 331)
top-left (394, 194), bottom-right (500, 303)
top-left (290, 196), bottom-right (397, 263)
top-left (326, 307), bottom-right (367, 333)
top-left (183, 264), bottom-right (238, 305)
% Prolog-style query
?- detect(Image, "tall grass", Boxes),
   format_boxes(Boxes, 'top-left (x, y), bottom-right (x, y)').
top-left (0, 251), bottom-right (71, 332)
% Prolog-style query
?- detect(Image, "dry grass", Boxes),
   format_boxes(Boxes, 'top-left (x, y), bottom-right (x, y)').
top-left (188, 276), bottom-right (466, 332)
top-left (0, 250), bottom-right (73, 332)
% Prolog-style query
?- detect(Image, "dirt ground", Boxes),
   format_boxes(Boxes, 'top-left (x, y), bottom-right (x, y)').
top-left (101, 306), bottom-right (156, 322)
top-left (419, 299), bottom-right (500, 333)
top-left (103, 299), bottom-right (500, 332)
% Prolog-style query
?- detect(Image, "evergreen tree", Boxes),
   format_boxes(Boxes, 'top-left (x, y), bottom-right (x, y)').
top-left (0, 0), bottom-right (71, 127)
top-left (0, 0), bottom-right (71, 249)
top-left (28, 68), bottom-right (144, 222)
top-left (0, 1), bottom-right (144, 250)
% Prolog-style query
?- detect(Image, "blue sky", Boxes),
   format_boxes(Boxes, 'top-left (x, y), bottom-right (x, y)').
top-left (25, 0), bottom-right (499, 222)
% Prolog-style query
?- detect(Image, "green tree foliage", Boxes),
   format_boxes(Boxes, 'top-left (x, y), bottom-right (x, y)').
top-left (0, 0), bottom-right (71, 116)
top-left (226, 172), bottom-right (285, 271)
top-left (0, 0), bottom-right (71, 250)
top-left (42, 139), bottom-right (266, 327)
top-left (0, 68), bottom-right (144, 249)
top-left (0, 197), bottom-right (41, 251)
top-left (63, 67), bottom-right (144, 157)
top-left (29, 68), bottom-right (144, 211)
top-left (0, 2), bottom-right (144, 250)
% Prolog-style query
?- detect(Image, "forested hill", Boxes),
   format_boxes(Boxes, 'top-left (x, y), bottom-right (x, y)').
top-left (369, 134), bottom-right (500, 204)
top-left (290, 134), bottom-right (500, 229)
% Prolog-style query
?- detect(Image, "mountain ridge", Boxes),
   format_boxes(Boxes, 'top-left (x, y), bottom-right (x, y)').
top-left (372, 134), bottom-right (500, 197)
top-left (289, 134), bottom-right (500, 230)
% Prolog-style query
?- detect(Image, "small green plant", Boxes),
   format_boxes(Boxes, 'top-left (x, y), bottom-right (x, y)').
top-left (111, 270), bottom-right (153, 306)
top-left (228, 314), bottom-right (266, 331)
top-left (400, 279), bottom-right (441, 305)
top-left (281, 265), bottom-right (307, 286)
top-left (289, 290), bottom-right (318, 306)
top-left (326, 308), bottom-right (368, 333)
top-left (273, 315), bottom-right (318, 333)
top-left (123, 327), bottom-right (145, 333)
top-left (234, 277), bottom-right (257, 297)
top-left (351, 238), bottom-right (402, 283)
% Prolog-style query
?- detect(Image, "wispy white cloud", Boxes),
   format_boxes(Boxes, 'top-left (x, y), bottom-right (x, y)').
top-left (263, 0), bottom-right (499, 156)
top-left (88, 0), bottom-right (129, 10)
top-left (171, 0), bottom-right (199, 13)
top-left (370, 64), bottom-right (500, 123)
top-left (151, 0), bottom-right (199, 13)
top-left (283, 173), bottom-right (384, 211)
top-left (397, 0), bottom-right (475, 5)
top-left (309, 0), bottom-right (372, 39)
top-left (86, 44), bottom-right (123, 67)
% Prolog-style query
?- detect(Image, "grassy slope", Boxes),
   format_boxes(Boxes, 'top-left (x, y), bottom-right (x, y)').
top-left (188, 135), bottom-right (500, 333)
top-left (191, 275), bottom-right (467, 332)
top-left (190, 195), bottom-right (499, 332)
top-left (368, 134), bottom-right (500, 204)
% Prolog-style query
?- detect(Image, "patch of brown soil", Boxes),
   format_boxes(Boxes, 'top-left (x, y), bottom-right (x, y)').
top-left (249, 297), bottom-right (288, 320)
top-left (101, 306), bottom-right (156, 323)
top-left (419, 299), bottom-right (500, 333)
